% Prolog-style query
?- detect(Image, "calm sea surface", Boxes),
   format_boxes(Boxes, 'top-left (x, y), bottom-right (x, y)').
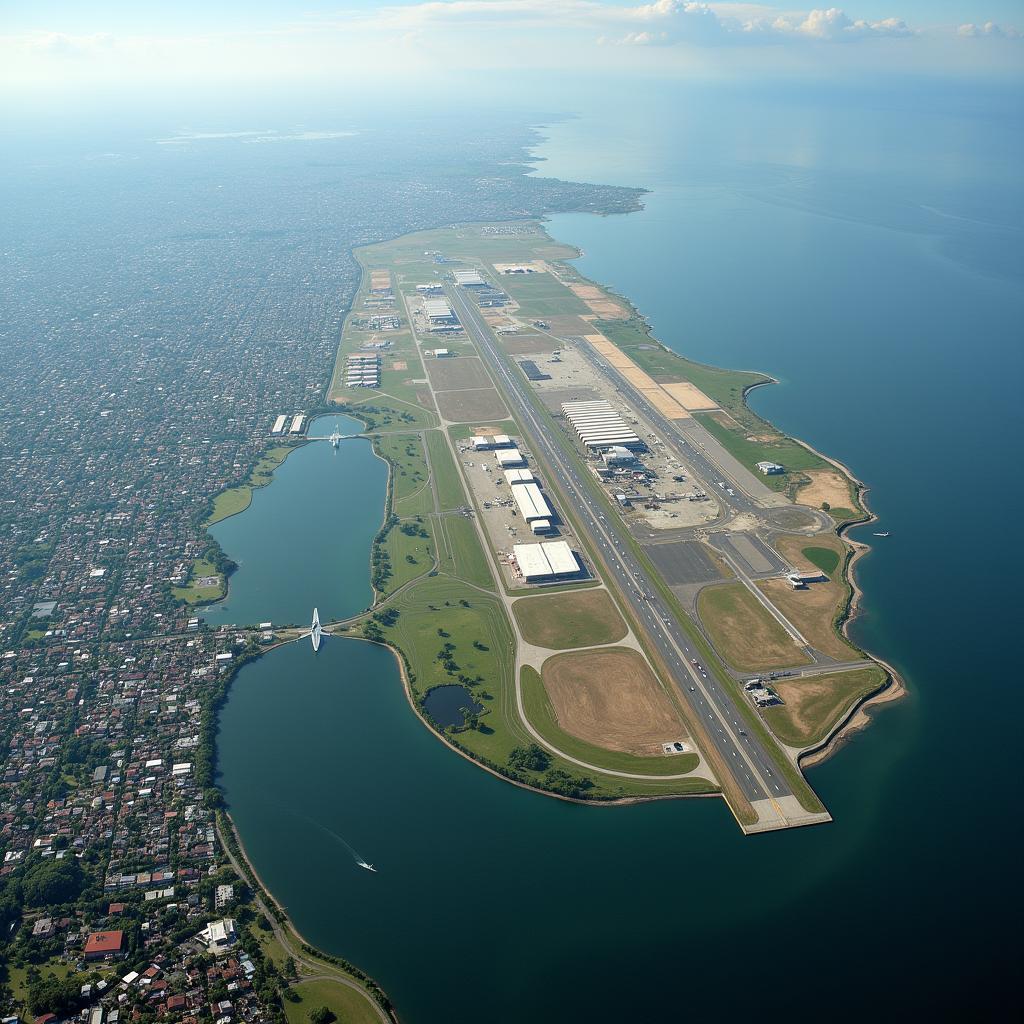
top-left (218, 94), bottom-right (1022, 1020)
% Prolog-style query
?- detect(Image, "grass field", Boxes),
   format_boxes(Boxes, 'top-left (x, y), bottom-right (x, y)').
top-left (372, 577), bottom-right (712, 798)
top-left (697, 582), bottom-right (812, 672)
top-left (522, 667), bottom-right (707, 782)
top-left (206, 446), bottom-right (293, 526)
top-left (512, 589), bottom-right (627, 649)
top-left (435, 514), bottom-right (494, 589)
top-left (695, 412), bottom-right (831, 493)
top-left (341, 393), bottom-right (437, 433)
top-left (171, 557), bottom-right (225, 604)
top-left (501, 272), bottom-right (592, 318)
top-left (425, 429), bottom-right (466, 510)
top-left (435, 387), bottom-right (509, 422)
top-left (377, 520), bottom-right (433, 597)
top-left (283, 978), bottom-right (382, 1024)
top-left (765, 534), bottom-right (861, 661)
top-left (374, 433), bottom-right (433, 517)
top-left (802, 545), bottom-right (841, 576)
top-left (764, 666), bottom-right (887, 747)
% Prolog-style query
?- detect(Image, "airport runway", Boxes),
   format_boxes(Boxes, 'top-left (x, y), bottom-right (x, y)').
top-left (448, 285), bottom-right (801, 817)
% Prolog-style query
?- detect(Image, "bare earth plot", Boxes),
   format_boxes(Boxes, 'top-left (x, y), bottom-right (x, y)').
top-left (763, 666), bottom-right (887, 747)
top-left (796, 469), bottom-right (856, 512)
top-left (424, 356), bottom-right (494, 390)
top-left (542, 648), bottom-right (686, 756)
top-left (513, 589), bottom-right (627, 650)
top-left (697, 582), bottom-right (812, 672)
top-left (435, 388), bottom-right (509, 422)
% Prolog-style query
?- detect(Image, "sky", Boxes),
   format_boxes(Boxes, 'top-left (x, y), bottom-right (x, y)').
top-left (1, 1), bottom-right (1021, 111)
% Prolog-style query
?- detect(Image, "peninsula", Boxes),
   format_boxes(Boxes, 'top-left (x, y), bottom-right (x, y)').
top-left (324, 219), bottom-right (901, 833)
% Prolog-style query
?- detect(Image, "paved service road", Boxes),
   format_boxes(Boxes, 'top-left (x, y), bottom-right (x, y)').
top-left (448, 286), bottom-right (798, 815)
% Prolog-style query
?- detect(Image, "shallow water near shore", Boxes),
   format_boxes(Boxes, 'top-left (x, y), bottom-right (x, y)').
top-left (218, 93), bottom-right (1022, 1019)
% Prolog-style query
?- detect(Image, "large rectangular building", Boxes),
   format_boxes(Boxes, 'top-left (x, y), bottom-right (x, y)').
top-left (453, 269), bottom-right (485, 287)
top-left (509, 481), bottom-right (552, 522)
top-left (271, 415), bottom-right (288, 435)
top-left (513, 541), bottom-right (581, 581)
top-left (423, 298), bottom-right (457, 324)
top-left (289, 414), bottom-right (306, 435)
top-left (495, 448), bottom-right (525, 468)
top-left (472, 434), bottom-right (514, 450)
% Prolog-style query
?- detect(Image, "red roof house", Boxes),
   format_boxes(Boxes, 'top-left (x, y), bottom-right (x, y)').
top-left (84, 929), bottom-right (125, 959)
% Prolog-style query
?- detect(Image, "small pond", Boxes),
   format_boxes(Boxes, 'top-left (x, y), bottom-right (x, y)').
top-left (423, 684), bottom-right (484, 728)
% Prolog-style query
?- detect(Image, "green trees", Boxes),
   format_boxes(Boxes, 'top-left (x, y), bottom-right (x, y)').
top-left (508, 744), bottom-right (550, 773)
top-left (308, 1006), bottom-right (335, 1024)
top-left (27, 973), bottom-right (81, 1016)
top-left (22, 857), bottom-right (85, 908)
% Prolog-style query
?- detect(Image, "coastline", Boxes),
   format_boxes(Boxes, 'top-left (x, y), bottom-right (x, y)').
top-left (546, 231), bottom-right (904, 766)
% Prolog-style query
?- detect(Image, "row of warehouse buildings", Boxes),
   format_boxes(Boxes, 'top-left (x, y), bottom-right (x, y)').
top-left (270, 413), bottom-right (306, 436)
top-left (561, 400), bottom-right (643, 450)
top-left (344, 352), bottom-right (380, 388)
top-left (470, 432), bottom-right (583, 581)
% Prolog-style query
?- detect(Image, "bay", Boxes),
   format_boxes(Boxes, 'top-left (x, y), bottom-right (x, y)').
top-left (218, 92), bottom-right (1022, 1020)
top-left (203, 414), bottom-right (382, 627)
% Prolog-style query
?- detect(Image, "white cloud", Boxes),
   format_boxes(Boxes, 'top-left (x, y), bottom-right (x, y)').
top-left (1, 1), bottom-right (1020, 97)
top-left (958, 21), bottom-right (1021, 39)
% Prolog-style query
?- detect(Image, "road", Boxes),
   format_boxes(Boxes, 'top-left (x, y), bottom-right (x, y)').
top-left (448, 285), bottom-right (805, 822)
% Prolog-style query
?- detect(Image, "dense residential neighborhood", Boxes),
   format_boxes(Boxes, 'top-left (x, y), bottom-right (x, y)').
top-left (0, 119), bottom-right (642, 1024)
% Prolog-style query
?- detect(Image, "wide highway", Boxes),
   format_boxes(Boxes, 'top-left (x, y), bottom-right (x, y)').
top-left (447, 285), bottom-right (795, 812)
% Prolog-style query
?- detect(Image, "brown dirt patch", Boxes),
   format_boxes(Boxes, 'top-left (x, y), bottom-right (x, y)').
top-left (424, 356), bottom-right (493, 391)
top-left (390, 360), bottom-right (408, 371)
top-left (569, 284), bottom-right (605, 300)
top-left (542, 648), bottom-right (685, 756)
top-left (587, 299), bottom-right (628, 318)
top-left (796, 469), bottom-right (854, 511)
top-left (513, 589), bottom-right (627, 650)
top-left (435, 388), bottom-right (509, 422)
top-left (662, 381), bottom-right (718, 411)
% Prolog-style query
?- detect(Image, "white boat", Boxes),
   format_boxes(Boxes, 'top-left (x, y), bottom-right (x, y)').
top-left (330, 430), bottom-right (342, 448)
top-left (873, 532), bottom-right (890, 538)
top-left (357, 861), bottom-right (377, 873)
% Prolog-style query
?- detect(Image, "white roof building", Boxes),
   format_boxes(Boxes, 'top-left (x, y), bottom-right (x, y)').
top-left (503, 469), bottom-right (535, 485)
top-left (495, 448), bottom-right (525, 467)
top-left (509, 481), bottom-right (552, 522)
top-left (513, 541), bottom-right (581, 580)
top-left (198, 918), bottom-right (238, 956)
top-left (423, 298), bottom-right (455, 320)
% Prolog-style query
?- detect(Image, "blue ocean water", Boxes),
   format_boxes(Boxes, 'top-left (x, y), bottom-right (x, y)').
top-left (215, 86), bottom-right (1024, 1021)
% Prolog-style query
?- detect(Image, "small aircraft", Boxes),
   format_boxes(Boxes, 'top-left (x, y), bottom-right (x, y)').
top-left (357, 861), bottom-right (377, 873)
top-left (300, 608), bottom-right (324, 652)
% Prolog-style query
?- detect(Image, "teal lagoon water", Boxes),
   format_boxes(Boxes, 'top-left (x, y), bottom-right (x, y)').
top-left (203, 415), bottom-right (382, 627)
top-left (218, 91), bottom-right (1022, 1019)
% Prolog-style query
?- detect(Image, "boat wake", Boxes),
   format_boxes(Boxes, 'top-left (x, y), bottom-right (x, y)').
top-left (288, 809), bottom-right (376, 873)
